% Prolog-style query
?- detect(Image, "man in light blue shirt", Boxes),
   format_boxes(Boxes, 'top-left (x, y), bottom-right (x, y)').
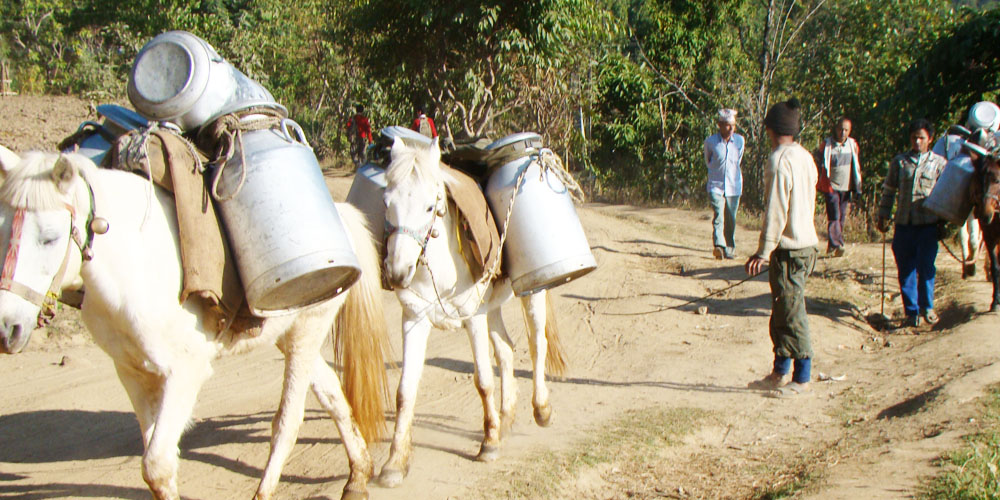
top-left (704, 108), bottom-right (745, 259)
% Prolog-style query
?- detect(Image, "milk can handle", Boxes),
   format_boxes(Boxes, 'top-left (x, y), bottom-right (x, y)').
top-left (280, 119), bottom-right (311, 149)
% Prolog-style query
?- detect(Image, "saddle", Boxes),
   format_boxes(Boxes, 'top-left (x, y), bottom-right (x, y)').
top-left (441, 164), bottom-right (502, 281)
top-left (103, 127), bottom-right (264, 337)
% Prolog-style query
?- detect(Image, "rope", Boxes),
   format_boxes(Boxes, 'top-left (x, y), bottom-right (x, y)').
top-left (199, 106), bottom-right (286, 201)
top-left (410, 148), bottom-right (585, 321)
top-left (536, 148), bottom-right (585, 204)
top-left (602, 267), bottom-right (769, 316)
top-left (118, 121), bottom-right (205, 228)
top-left (416, 163), bottom-right (530, 321)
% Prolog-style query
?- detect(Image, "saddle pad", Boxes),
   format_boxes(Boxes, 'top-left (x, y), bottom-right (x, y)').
top-left (107, 130), bottom-right (262, 336)
top-left (441, 164), bottom-right (502, 281)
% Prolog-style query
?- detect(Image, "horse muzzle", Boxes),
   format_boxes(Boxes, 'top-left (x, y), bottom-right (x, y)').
top-left (0, 321), bottom-right (32, 354)
top-left (385, 258), bottom-right (416, 289)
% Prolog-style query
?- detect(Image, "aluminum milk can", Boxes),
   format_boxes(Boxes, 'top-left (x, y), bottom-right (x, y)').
top-left (346, 162), bottom-right (388, 246)
top-left (212, 119), bottom-right (361, 316)
top-left (924, 154), bottom-right (975, 224)
top-left (127, 31), bottom-right (279, 131)
top-left (484, 133), bottom-right (596, 296)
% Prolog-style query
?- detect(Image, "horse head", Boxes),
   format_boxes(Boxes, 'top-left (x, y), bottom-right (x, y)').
top-left (382, 136), bottom-right (448, 288)
top-left (0, 152), bottom-right (94, 354)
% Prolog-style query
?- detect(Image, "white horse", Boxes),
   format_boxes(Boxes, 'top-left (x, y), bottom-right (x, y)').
top-left (0, 150), bottom-right (389, 500)
top-left (377, 136), bottom-right (566, 487)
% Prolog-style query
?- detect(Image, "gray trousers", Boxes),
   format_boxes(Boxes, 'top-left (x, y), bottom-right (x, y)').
top-left (768, 247), bottom-right (817, 359)
top-left (709, 193), bottom-right (740, 250)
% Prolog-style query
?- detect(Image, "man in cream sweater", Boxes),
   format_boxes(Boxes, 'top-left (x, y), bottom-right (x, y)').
top-left (745, 98), bottom-right (819, 397)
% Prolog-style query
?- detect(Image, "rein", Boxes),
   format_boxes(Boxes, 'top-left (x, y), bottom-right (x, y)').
top-left (0, 174), bottom-right (105, 326)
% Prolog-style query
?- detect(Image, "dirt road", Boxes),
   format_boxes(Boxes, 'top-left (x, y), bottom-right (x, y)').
top-left (1, 95), bottom-right (998, 499)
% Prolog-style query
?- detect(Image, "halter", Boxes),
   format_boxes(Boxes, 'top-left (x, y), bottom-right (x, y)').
top-left (384, 193), bottom-right (444, 259)
top-left (0, 176), bottom-right (104, 327)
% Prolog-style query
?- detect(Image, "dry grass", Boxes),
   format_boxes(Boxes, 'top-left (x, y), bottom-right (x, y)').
top-left (481, 406), bottom-right (713, 500)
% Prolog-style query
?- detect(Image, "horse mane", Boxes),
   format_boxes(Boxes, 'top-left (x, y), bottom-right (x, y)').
top-left (0, 151), bottom-right (93, 212)
top-left (384, 140), bottom-right (448, 189)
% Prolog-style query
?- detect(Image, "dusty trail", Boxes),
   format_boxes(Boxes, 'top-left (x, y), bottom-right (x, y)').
top-left (1, 95), bottom-right (999, 500)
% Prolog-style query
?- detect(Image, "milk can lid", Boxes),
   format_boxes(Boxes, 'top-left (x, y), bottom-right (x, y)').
top-left (485, 132), bottom-right (543, 151)
top-left (380, 126), bottom-right (434, 147)
top-left (967, 101), bottom-right (1000, 132)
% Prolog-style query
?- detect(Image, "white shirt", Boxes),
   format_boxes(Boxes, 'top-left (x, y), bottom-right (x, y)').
top-left (704, 132), bottom-right (745, 196)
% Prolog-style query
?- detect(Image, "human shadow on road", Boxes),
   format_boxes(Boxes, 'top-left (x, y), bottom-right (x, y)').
top-left (425, 357), bottom-right (750, 394)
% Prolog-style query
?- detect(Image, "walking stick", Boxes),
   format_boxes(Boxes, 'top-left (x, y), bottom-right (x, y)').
top-left (880, 229), bottom-right (887, 321)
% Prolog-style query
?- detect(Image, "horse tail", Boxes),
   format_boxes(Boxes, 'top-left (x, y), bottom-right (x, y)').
top-left (334, 203), bottom-right (390, 444)
top-left (543, 292), bottom-right (568, 379)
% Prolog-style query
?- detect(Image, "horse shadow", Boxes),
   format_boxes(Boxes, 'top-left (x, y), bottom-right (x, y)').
top-left (0, 410), bottom-right (142, 463)
top-left (425, 357), bottom-right (751, 395)
top-left (0, 409), bottom-right (351, 486)
top-left (0, 482), bottom-right (150, 500)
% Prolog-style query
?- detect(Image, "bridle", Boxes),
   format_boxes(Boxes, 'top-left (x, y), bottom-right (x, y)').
top-left (384, 191), bottom-right (445, 264)
top-left (0, 175), bottom-right (105, 327)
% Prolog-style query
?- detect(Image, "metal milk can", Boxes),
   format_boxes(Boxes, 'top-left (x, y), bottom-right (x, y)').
top-left (346, 162), bottom-right (388, 246)
top-left (212, 119), bottom-right (361, 316)
top-left (484, 133), bottom-right (596, 296)
top-left (924, 154), bottom-right (975, 224)
top-left (127, 31), bottom-right (280, 131)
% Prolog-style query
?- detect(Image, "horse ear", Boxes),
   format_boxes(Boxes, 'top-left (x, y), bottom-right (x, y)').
top-left (428, 137), bottom-right (442, 163)
top-left (51, 154), bottom-right (79, 194)
top-left (390, 136), bottom-right (406, 156)
top-left (0, 145), bottom-right (20, 180)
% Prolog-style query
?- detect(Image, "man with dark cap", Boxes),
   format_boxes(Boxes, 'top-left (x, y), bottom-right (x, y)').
top-left (745, 97), bottom-right (819, 397)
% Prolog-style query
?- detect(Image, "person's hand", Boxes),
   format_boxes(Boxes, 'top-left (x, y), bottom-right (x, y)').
top-left (745, 255), bottom-right (767, 276)
top-left (876, 216), bottom-right (889, 233)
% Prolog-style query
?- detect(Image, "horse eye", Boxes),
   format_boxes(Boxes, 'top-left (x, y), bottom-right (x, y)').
top-left (426, 205), bottom-right (434, 213)
top-left (40, 235), bottom-right (60, 247)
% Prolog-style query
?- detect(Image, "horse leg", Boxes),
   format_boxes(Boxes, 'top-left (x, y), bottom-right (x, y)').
top-left (520, 292), bottom-right (552, 427)
top-left (309, 355), bottom-right (373, 500)
top-left (379, 315), bottom-right (431, 488)
top-left (989, 243), bottom-right (1000, 313)
top-left (142, 360), bottom-right (213, 500)
top-left (487, 308), bottom-right (516, 439)
top-left (463, 314), bottom-right (502, 462)
top-left (113, 362), bottom-right (159, 449)
top-left (254, 323), bottom-right (327, 500)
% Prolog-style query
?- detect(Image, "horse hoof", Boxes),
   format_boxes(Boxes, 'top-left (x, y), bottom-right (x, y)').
top-left (377, 468), bottom-right (405, 488)
top-left (476, 443), bottom-right (501, 462)
top-left (533, 404), bottom-right (553, 427)
top-left (341, 491), bottom-right (368, 500)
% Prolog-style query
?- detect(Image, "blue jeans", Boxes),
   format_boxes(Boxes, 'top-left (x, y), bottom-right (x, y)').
top-left (709, 193), bottom-right (740, 251)
top-left (891, 224), bottom-right (938, 317)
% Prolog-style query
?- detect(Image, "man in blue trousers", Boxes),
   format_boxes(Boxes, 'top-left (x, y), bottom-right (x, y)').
top-left (877, 119), bottom-right (947, 328)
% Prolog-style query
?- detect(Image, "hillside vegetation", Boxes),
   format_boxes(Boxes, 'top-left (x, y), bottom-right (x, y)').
top-left (2, 0), bottom-right (999, 224)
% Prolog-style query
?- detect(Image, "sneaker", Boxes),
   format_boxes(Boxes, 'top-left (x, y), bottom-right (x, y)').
top-left (713, 246), bottom-right (724, 260)
top-left (924, 309), bottom-right (939, 325)
top-left (724, 248), bottom-right (737, 260)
